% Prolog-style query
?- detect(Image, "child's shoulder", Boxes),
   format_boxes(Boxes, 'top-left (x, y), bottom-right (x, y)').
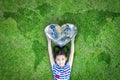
top-left (52, 62), bottom-right (70, 68)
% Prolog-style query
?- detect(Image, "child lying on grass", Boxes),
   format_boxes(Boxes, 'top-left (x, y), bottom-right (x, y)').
top-left (46, 36), bottom-right (76, 80)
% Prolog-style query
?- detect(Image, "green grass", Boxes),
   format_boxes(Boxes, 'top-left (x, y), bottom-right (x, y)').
top-left (0, 0), bottom-right (120, 80)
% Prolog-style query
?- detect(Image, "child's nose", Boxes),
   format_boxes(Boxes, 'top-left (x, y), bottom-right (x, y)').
top-left (60, 61), bottom-right (62, 64)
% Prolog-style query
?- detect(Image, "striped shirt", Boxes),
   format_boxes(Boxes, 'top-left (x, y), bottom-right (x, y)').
top-left (52, 62), bottom-right (71, 80)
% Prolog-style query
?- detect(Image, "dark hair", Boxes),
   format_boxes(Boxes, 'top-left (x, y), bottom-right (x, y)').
top-left (53, 45), bottom-right (69, 59)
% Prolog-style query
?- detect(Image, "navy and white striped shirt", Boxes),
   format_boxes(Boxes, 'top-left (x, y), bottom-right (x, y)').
top-left (52, 62), bottom-right (71, 80)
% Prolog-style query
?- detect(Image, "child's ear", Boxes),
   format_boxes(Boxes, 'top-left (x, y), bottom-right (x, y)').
top-left (65, 57), bottom-right (68, 61)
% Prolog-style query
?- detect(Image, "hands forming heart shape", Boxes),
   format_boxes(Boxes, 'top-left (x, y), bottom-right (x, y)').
top-left (45, 23), bottom-right (77, 47)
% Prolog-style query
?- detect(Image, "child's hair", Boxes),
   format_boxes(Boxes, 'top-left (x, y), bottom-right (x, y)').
top-left (53, 45), bottom-right (69, 59)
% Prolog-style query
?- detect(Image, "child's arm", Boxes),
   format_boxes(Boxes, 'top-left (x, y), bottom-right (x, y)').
top-left (68, 37), bottom-right (75, 68)
top-left (47, 37), bottom-right (55, 67)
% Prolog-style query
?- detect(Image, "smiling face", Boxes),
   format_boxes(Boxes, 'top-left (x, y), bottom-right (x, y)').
top-left (55, 55), bottom-right (67, 68)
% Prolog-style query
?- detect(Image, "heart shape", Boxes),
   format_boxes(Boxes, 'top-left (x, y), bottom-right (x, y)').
top-left (45, 23), bottom-right (77, 47)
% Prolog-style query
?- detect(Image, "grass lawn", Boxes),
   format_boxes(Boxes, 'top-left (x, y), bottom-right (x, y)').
top-left (0, 0), bottom-right (120, 80)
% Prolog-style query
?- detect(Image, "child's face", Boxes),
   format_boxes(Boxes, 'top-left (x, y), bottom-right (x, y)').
top-left (55, 55), bottom-right (67, 68)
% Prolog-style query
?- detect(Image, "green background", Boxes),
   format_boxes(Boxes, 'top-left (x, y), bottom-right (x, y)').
top-left (0, 0), bottom-right (120, 80)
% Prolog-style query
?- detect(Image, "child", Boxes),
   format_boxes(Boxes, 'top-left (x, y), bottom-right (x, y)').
top-left (46, 36), bottom-right (75, 80)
